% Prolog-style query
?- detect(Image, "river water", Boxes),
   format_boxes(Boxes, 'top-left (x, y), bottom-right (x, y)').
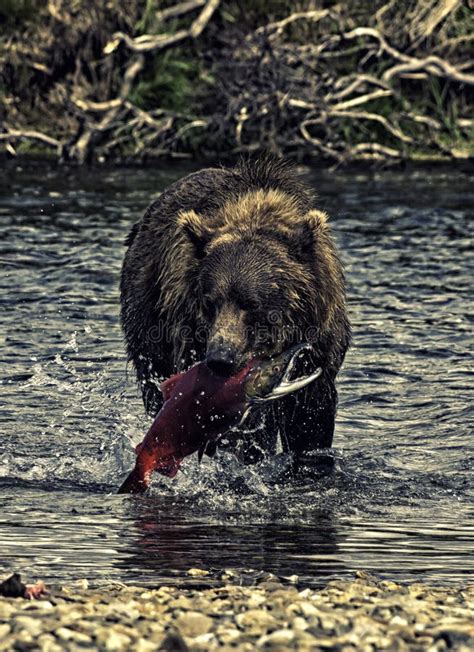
top-left (0, 161), bottom-right (472, 588)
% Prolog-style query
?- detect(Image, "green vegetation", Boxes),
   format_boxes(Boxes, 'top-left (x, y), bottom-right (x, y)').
top-left (129, 50), bottom-right (209, 113)
top-left (0, 0), bottom-right (472, 163)
top-left (0, 0), bottom-right (38, 26)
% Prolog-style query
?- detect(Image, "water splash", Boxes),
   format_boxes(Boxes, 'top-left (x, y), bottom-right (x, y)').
top-left (0, 162), bottom-right (472, 586)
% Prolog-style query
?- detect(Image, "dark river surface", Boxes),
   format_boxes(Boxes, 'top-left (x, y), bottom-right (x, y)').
top-left (0, 161), bottom-right (472, 589)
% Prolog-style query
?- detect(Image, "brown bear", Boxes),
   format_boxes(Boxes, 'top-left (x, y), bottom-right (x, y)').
top-left (120, 157), bottom-right (350, 470)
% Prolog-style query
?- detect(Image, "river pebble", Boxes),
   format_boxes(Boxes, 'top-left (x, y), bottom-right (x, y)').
top-left (0, 575), bottom-right (472, 651)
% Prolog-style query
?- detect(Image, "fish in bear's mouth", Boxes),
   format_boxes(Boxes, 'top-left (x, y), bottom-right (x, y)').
top-left (118, 343), bottom-right (322, 494)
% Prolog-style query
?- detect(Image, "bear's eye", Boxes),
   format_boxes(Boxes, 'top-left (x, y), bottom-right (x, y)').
top-left (230, 290), bottom-right (257, 312)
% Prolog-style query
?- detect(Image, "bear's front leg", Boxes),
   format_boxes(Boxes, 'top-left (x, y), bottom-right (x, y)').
top-left (275, 379), bottom-right (338, 477)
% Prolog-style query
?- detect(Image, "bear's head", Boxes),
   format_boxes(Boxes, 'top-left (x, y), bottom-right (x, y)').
top-left (175, 189), bottom-right (338, 375)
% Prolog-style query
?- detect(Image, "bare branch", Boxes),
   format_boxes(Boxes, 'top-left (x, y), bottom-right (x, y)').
top-left (413, 0), bottom-right (460, 42)
top-left (330, 90), bottom-right (393, 111)
top-left (383, 55), bottom-right (474, 85)
top-left (256, 10), bottom-right (330, 39)
top-left (433, 33), bottom-right (474, 53)
top-left (104, 29), bottom-right (189, 54)
top-left (0, 128), bottom-right (62, 152)
top-left (299, 121), bottom-right (343, 162)
top-left (68, 55), bottom-right (144, 163)
top-left (345, 142), bottom-right (402, 160)
top-left (287, 98), bottom-right (317, 110)
top-left (334, 26), bottom-right (474, 86)
top-left (106, 0), bottom-right (220, 54)
top-left (330, 75), bottom-right (391, 101)
top-left (156, 0), bottom-right (206, 23)
top-left (190, 0), bottom-right (220, 38)
top-left (328, 109), bottom-right (414, 143)
top-left (73, 98), bottom-right (123, 112)
top-left (374, 0), bottom-right (397, 29)
top-left (174, 119), bottom-right (208, 139)
top-left (336, 27), bottom-right (413, 64)
top-left (406, 112), bottom-right (442, 129)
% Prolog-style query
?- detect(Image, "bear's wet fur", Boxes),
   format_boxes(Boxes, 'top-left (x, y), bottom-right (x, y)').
top-left (120, 157), bottom-right (350, 467)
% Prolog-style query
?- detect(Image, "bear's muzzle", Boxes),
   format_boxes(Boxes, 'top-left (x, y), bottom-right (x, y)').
top-left (206, 336), bottom-right (238, 376)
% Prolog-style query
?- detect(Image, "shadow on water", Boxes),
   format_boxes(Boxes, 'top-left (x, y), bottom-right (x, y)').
top-left (0, 161), bottom-right (473, 587)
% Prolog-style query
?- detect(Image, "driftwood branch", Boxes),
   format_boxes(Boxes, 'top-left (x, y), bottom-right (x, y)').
top-left (327, 110), bottom-right (414, 144)
top-left (411, 0), bottom-right (460, 43)
top-left (68, 55), bottom-right (144, 163)
top-left (334, 26), bottom-right (474, 86)
top-left (0, 129), bottom-right (62, 155)
top-left (330, 90), bottom-right (394, 112)
top-left (383, 55), bottom-right (474, 85)
top-left (156, 0), bottom-right (206, 23)
top-left (344, 142), bottom-right (401, 160)
top-left (105, 0), bottom-right (220, 54)
top-left (190, 0), bottom-right (220, 37)
top-left (330, 75), bottom-right (391, 101)
top-left (256, 10), bottom-right (330, 39)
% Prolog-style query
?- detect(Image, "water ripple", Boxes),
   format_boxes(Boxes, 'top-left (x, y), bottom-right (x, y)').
top-left (0, 162), bottom-right (472, 586)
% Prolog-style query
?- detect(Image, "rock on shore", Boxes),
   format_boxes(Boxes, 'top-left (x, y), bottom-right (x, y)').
top-left (0, 573), bottom-right (472, 651)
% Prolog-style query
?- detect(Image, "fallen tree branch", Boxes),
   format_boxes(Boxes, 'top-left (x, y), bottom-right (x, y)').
top-left (0, 128), bottom-right (62, 152)
top-left (67, 55), bottom-right (144, 163)
top-left (104, 29), bottom-right (188, 54)
top-left (173, 119), bottom-right (208, 139)
top-left (256, 9), bottom-right (330, 39)
top-left (72, 98), bottom-right (123, 112)
top-left (406, 112), bottom-right (442, 130)
top-left (335, 26), bottom-right (474, 86)
top-left (287, 98), bottom-right (317, 110)
top-left (433, 33), bottom-right (474, 53)
top-left (412, 0), bottom-right (460, 43)
top-left (299, 120), bottom-right (343, 162)
top-left (344, 142), bottom-right (401, 160)
top-left (330, 89), bottom-right (393, 111)
top-left (106, 0), bottom-right (220, 53)
top-left (383, 55), bottom-right (474, 85)
top-left (190, 0), bottom-right (220, 38)
top-left (156, 0), bottom-right (206, 23)
top-left (328, 109), bottom-right (414, 143)
top-left (330, 74), bottom-right (391, 101)
top-left (333, 27), bottom-right (413, 63)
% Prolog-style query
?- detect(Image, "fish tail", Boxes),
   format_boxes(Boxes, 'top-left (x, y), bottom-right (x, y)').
top-left (117, 467), bottom-right (149, 494)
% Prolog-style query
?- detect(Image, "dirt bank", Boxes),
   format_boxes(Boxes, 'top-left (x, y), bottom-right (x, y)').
top-left (1, 1), bottom-right (472, 165)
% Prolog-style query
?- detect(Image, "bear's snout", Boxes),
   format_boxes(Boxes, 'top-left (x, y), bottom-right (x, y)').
top-left (206, 337), bottom-right (238, 376)
top-left (205, 301), bottom-right (248, 375)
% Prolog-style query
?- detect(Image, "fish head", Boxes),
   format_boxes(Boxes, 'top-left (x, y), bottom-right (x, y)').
top-left (244, 343), bottom-right (322, 403)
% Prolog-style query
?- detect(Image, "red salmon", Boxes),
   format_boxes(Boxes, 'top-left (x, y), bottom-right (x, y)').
top-left (118, 344), bottom-right (321, 494)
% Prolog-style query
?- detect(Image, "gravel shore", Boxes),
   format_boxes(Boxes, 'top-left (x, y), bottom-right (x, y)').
top-left (0, 572), bottom-right (472, 651)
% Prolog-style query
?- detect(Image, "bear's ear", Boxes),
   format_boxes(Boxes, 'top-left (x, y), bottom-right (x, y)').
top-left (177, 210), bottom-right (211, 258)
top-left (290, 210), bottom-right (328, 262)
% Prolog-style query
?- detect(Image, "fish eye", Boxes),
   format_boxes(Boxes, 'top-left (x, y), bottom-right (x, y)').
top-left (273, 365), bottom-right (281, 373)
